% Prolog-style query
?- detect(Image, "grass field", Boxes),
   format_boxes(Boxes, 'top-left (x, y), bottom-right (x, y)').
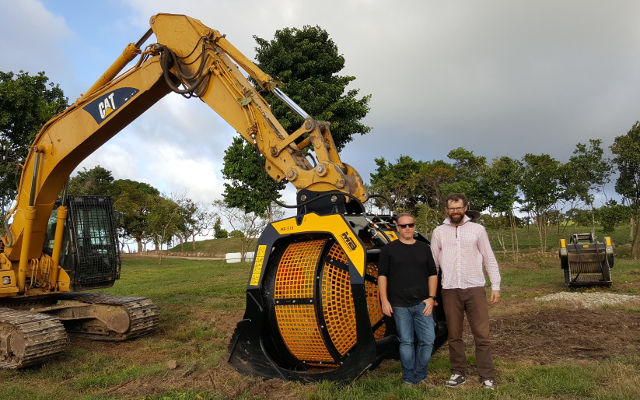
top-left (1, 251), bottom-right (639, 399)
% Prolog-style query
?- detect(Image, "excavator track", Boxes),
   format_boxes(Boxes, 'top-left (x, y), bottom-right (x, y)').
top-left (57, 292), bottom-right (159, 341)
top-left (0, 308), bottom-right (68, 369)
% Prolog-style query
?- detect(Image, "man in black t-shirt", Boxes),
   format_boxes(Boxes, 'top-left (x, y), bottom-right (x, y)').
top-left (379, 213), bottom-right (438, 385)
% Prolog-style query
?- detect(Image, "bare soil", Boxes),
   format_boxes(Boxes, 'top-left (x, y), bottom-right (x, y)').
top-left (69, 298), bottom-right (640, 398)
top-left (489, 307), bottom-right (640, 363)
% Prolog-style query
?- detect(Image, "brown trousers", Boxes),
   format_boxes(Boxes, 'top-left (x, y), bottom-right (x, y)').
top-left (441, 286), bottom-right (495, 380)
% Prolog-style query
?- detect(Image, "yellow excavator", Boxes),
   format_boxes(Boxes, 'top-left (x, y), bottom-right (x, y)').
top-left (0, 13), bottom-right (446, 380)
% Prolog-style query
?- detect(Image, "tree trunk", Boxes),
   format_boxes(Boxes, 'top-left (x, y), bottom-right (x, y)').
top-left (136, 238), bottom-right (143, 253)
top-left (632, 215), bottom-right (640, 260)
top-left (509, 214), bottom-right (519, 262)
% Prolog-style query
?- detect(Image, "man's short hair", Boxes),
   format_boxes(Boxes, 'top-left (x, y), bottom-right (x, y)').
top-left (395, 212), bottom-right (414, 222)
top-left (446, 193), bottom-right (468, 207)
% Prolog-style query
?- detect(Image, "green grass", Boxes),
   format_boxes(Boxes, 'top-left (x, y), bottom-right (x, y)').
top-left (168, 237), bottom-right (258, 255)
top-left (0, 249), bottom-right (638, 399)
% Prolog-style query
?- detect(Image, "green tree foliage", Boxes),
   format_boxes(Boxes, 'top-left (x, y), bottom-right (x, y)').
top-left (597, 200), bottom-right (631, 234)
top-left (222, 137), bottom-right (284, 218)
top-left (253, 25), bottom-right (371, 150)
top-left (67, 165), bottom-right (115, 196)
top-left (369, 156), bottom-right (425, 214)
top-left (146, 196), bottom-right (182, 263)
top-left (565, 208), bottom-right (593, 229)
top-left (610, 122), bottom-right (640, 258)
top-left (174, 198), bottom-right (214, 251)
top-left (110, 179), bottom-right (160, 253)
top-left (441, 147), bottom-right (490, 211)
top-left (221, 26), bottom-right (371, 216)
top-left (482, 156), bottom-right (523, 258)
top-left (0, 71), bottom-right (68, 211)
top-left (519, 153), bottom-right (562, 252)
top-left (409, 160), bottom-right (457, 209)
top-left (213, 217), bottom-right (228, 239)
top-left (560, 139), bottom-right (611, 208)
top-left (229, 230), bottom-right (244, 238)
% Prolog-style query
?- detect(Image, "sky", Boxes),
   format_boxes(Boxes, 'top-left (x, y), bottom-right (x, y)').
top-left (2, 0), bottom-right (640, 210)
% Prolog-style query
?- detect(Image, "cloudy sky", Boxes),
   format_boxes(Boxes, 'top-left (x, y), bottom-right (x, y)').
top-left (2, 0), bottom-right (639, 208)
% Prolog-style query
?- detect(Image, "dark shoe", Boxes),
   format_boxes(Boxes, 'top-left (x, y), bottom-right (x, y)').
top-left (444, 374), bottom-right (466, 387)
top-left (481, 379), bottom-right (495, 390)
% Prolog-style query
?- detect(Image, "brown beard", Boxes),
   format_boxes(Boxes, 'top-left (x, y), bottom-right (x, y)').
top-left (449, 213), bottom-right (464, 224)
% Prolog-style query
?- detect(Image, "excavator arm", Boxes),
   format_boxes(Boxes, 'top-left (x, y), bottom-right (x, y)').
top-left (2, 13), bottom-right (368, 274)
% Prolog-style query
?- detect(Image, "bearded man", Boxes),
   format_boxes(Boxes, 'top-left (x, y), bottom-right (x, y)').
top-left (430, 193), bottom-right (501, 390)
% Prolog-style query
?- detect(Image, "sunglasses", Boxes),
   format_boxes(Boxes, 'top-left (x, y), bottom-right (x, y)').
top-left (396, 223), bottom-right (415, 229)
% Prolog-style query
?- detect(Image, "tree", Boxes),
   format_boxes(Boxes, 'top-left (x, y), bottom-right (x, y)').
top-left (441, 147), bottom-right (490, 211)
top-left (253, 25), bottom-right (371, 150)
top-left (408, 160), bottom-right (457, 210)
top-left (221, 25), bottom-right (371, 215)
top-left (213, 217), bottom-right (228, 239)
top-left (520, 153), bottom-right (562, 252)
top-left (110, 179), bottom-right (160, 253)
top-left (482, 156), bottom-right (522, 259)
top-left (175, 198), bottom-right (214, 250)
top-left (213, 200), bottom-right (282, 262)
top-left (146, 196), bottom-right (182, 263)
top-left (369, 156), bottom-right (426, 214)
top-left (597, 200), bottom-right (631, 234)
top-left (222, 137), bottom-right (284, 220)
top-left (610, 121), bottom-right (640, 258)
top-left (559, 139), bottom-right (611, 227)
top-left (0, 71), bottom-right (68, 213)
top-left (67, 165), bottom-right (115, 196)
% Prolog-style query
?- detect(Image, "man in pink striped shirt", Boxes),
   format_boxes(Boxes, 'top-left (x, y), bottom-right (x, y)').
top-left (430, 193), bottom-right (501, 390)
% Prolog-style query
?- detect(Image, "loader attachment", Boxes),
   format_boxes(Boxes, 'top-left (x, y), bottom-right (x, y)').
top-left (559, 233), bottom-right (614, 287)
top-left (229, 199), bottom-right (447, 383)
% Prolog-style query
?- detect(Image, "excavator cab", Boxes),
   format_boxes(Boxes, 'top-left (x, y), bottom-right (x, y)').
top-left (43, 196), bottom-right (121, 291)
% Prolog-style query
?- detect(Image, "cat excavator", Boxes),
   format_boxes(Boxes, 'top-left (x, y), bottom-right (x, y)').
top-left (0, 13), bottom-right (446, 380)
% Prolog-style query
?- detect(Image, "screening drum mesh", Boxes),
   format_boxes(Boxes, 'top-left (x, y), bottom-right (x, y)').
top-left (274, 240), bottom-right (333, 362)
top-left (364, 262), bottom-right (386, 339)
top-left (567, 252), bottom-right (606, 274)
top-left (321, 242), bottom-right (357, 356)
top-left (274, 304), bottom-right (333, 362)
top-left (274, 240), bottom-right (325, 299)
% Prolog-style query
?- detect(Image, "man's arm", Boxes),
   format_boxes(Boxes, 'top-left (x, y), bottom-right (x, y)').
top-left (378, 275), bottom-right (393, 317)
top-left (430, 229), bottom-right (441, 271)
top-left (422, 274), bottom-right (438, 316)
top-left (477, 226), bottom-right (501, 303)
top-left (378, 245), bottom-right (393, 316)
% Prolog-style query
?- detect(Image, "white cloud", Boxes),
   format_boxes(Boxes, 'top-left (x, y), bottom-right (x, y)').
top-left (0, 0), bottom-right (73, 80)
top-left (6, 0), bottom-right (640, 214)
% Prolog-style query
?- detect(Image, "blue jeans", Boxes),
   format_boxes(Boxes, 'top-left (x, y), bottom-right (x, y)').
top-left (392, 302), bottom-right (436, 384)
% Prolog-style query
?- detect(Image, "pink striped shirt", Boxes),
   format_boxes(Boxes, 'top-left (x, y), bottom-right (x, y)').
top-left (430, 215), bottom-right (501, 290)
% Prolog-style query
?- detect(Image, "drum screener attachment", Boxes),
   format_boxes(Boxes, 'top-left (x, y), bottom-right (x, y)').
top-left (559, 233), bottom-right (614, 287)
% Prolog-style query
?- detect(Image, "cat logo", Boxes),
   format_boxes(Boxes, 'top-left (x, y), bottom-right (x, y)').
top-left (83, 87), bottom-right (140, 124)
top-left (340, 232), bottom-right (358, 251)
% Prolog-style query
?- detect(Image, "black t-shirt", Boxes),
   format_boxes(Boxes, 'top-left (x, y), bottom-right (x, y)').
top-left (378, 240), bottom-right (438, 307)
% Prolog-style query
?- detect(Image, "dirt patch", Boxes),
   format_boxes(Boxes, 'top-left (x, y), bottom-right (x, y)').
top-left (487, 308), bottom-right (640, 363)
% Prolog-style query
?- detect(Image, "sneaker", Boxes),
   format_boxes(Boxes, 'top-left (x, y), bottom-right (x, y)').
top-left (444, 374), bottom-right (466, 387)
top-left (482, 379), bottom-right (495, 390)
top-left (402, 380), bottom-right (414, 386)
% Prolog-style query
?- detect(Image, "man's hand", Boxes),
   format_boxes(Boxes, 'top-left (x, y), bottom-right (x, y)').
top-left (490, 290), bottom-right (501, 304)
top-left (422, 298), bottom-right (436, 316)
top-left (381, 300), bottom-right (393, 317)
